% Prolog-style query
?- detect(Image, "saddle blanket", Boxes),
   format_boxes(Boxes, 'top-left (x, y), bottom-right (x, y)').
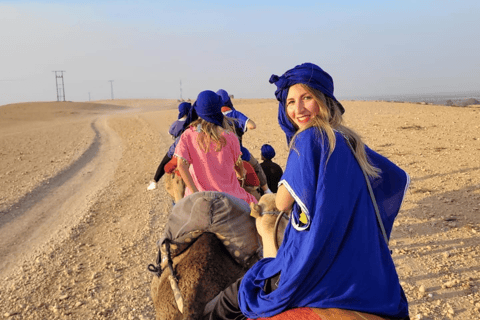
top-left (158, 191), bottom-right (262, 269)
top-left (249, 307), bottom-right (387, 320)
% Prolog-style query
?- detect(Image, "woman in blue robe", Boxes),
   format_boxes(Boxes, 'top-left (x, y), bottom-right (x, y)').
top-left (205, 63), bottom-right (410, 320)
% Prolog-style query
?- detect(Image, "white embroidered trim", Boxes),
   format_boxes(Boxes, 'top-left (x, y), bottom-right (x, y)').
top-left (400, 171), bottom-right (410, 210)
top-left (244, 118), bottom-right (250, 132)
top-left (279, 179), bottom-right (310, 231)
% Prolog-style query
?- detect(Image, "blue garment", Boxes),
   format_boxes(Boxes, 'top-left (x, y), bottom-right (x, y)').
top-left (183, 101), bottom-right (198, 132)
top-left (240, 145), bottom-right (251, 162)
top-left (168, 119), bottom-right (186, 138)
top-left (168, 103), bottom-right (197, 153)
top-left (223, 110), bottom-right (249, 134)
top-left (269, 62), bottom-right (345, 144)
top-left (195, 91), bottom-right (224, 127)
top-left (177, 102), bottom-right (192, 119)
top-left (167, 136), bottom-right (181, 158)
top-left (261, 144), bottom-right (275, 160)
top-left (217, 89), bottom-right (234, 109)
top-left (238, 128), bottom-right (409, 319)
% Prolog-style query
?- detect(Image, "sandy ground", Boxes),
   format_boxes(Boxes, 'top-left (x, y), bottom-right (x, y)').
top-left (0, 98), bottom-right (479, 320)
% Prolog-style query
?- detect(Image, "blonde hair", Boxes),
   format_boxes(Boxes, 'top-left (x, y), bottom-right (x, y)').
top-left (190, 117), bottom-right (236, 153)
top-left (288, 84), bottom-right (380, 178)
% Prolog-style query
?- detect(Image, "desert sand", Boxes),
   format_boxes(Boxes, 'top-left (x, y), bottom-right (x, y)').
top-left (0, 98), bottom-right (479, 319)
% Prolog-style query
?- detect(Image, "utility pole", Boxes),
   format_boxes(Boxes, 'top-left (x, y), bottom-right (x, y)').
top-left (179, 80), bottom-right (183, 101)
top-left (108, 80), bottom-right (114, 100)
top-left (88, 92), bottom-right (91, 101)
top-left (53, 70), bottom-right (66, 101)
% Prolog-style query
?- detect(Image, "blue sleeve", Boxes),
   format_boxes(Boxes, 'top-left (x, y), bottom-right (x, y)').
top-left (230, 110), bottom-right (249, 132)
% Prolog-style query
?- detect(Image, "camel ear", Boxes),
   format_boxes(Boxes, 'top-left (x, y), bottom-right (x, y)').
top-left (250, 202), bottom-right (262, 218)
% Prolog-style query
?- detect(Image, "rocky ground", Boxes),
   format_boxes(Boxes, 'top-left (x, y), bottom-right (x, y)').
top-left (0, 98), bottom-right (479, 320)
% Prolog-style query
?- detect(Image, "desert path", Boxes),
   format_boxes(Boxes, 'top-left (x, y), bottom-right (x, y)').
top-left (0, 115), bottom-right (123, 278)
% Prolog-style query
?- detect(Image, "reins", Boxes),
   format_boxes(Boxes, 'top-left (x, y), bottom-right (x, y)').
top-left (147, 239), bottom-right (185, 314)
top-left (262, 210), bottom-right (289, 252)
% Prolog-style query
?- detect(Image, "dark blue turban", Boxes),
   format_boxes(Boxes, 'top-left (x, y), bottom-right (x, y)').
top-left (261, 144), bottom-right (275, 160)
top-left (216, 89), bottom-right (234, 110)
top-left (269, 62), bottom-right (345, 144)
top-left (195, 90), bottom-right (224, 127)
top-left (177, 102), bottom-right (192, 119)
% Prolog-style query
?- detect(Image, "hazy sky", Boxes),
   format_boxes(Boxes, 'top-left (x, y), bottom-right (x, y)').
top-left (1, 0), bottom-right (479, 106)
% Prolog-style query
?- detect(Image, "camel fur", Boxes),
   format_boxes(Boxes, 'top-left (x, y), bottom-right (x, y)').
top-left (150, 232), bottom-right (247, 320)
top-left (249, 194), bottom-right (288, 257)
top-left (164, 172), bottom-right (185, 203)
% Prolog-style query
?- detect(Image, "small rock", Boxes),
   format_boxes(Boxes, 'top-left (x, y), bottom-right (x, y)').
top-left (442, 280), bottom-right (456, 288)
top-left (51, 305), bottom-right (60, 314)
top-left (75, 301), bottom-right (83, 307)
top-left (419, 285), bottom-right (426, 293)
top-left (59, 294), bottom-right (69, 300)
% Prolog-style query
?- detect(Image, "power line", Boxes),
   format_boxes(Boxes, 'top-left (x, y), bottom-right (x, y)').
top-left (180, 80), bottom-right (183, 101)
top-left (108, 80), bottom-right (114, 100)
top-left (53, 71), bottom-right (66, 102)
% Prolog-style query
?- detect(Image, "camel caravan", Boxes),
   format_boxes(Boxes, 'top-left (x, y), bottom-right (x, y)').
top-left (147, 74), bottom-right (409, 319)
top-left (147, 90), bottom-right (284, 319)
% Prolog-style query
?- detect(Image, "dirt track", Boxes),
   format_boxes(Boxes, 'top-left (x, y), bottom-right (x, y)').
top-left (0, 99), bottom-right (479, 319)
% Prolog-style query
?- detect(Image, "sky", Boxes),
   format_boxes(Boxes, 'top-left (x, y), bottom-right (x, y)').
top-left (1, 0), bottom-right (479, 106)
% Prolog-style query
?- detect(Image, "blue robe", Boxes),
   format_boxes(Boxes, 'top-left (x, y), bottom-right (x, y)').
top-left (238, 128), bottom-right (409, 319)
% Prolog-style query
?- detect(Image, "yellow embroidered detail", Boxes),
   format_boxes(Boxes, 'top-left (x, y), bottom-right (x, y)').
top-left (299, 212), bottom-right (308, 224)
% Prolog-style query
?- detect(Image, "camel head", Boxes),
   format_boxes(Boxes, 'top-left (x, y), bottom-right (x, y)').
top-left (250, 193), bottom-right (277, 218)
top-left (250, 194), bottom-right (287, 258)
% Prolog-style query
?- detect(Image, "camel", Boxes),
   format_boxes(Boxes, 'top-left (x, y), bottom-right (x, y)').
top-left (150, 232), bottom-right (247, 320)
top-left (249, 193), bottom-right (289, 257)
top-left (149, 192), bottom-right (284, 320)
top-left (164, 171), bottom-right (185, 203)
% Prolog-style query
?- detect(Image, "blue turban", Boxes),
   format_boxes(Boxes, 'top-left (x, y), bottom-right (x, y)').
top-left (195, 90), bottom-right (224, 127)
top-left (269, 62), bottom-right (345, 144)
top-left (177, 102), bottom-right (191, 119)
top-left (216, 89), bottom-right (234, 110)
top-left (261, 144), bottom-right (275, 160)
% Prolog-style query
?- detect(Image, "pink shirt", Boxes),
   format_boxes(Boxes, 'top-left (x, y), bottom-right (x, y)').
top-left (174, 126), bottom-right (258, 204)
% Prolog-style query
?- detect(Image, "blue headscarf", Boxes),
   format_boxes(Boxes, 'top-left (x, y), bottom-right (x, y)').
top-left (177, 102), bottom-right (192, 119)
top-left (261, 144), bottom-right (275, 160)
top-left (269, 62), bottom-right (345, 144)
top-left (194, 90), bottom-right (224, 127)
top-left (216, 89), bottom-right (234, 109)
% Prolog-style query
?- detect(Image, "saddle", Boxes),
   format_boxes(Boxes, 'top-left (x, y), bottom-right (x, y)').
top-left (153, 191), bottom-right (261, 272)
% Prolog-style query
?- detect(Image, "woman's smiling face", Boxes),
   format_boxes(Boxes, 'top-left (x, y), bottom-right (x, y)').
top-left (286, 84), bottom-right (320, 129)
